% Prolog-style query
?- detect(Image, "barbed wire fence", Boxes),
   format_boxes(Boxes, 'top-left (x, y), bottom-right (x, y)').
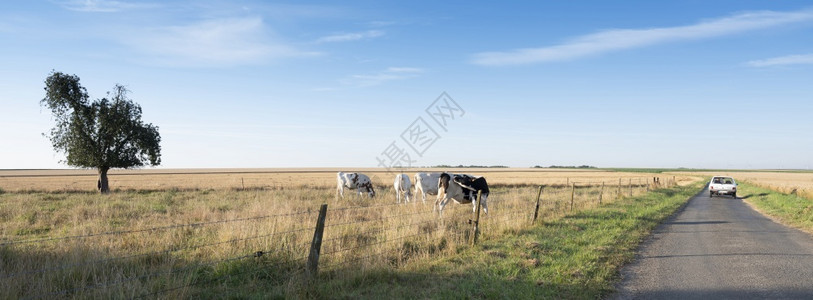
top-left (0, 176), bottom-right (675, 298)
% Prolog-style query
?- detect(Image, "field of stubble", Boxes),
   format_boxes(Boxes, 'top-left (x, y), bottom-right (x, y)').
top-left (0, 168), bottom-right (698, 298)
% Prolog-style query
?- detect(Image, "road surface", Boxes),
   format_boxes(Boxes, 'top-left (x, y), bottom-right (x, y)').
top-left (614, 187), bottom-right (813, 299)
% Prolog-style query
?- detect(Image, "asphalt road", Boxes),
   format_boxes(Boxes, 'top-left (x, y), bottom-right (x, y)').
top-left (613, 187), bottom-right (813, 299)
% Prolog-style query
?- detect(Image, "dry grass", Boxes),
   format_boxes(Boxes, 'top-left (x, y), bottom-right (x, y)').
top-left (672, 171), bottom-right (813, 199)
top-left (0, 169), bottom-right (699, 298)
top-left (0, 168), bottom-right (698, 192)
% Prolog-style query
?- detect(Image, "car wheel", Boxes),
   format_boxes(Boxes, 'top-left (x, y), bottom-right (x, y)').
top-left (732, 193), bottom-right (737, 198)
top-left (709, 192), bottom-right (713, 198)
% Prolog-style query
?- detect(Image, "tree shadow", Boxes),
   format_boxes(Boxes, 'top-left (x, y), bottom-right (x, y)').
top-left (667, 221), bottom-right (729, 225)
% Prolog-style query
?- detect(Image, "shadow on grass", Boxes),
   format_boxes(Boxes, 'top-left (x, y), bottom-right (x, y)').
top-left (740, 193), bottom-right (770, 199)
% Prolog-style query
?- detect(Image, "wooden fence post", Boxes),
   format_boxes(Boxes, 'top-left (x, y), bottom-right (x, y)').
top-left (307, 204), bottom-right (328, 280)
top-left (618, 178), bottom-right (622, 198)
top-left (570, 183), bottom-right (575, 212)
top-left (645, 177), bottom-right (649, 192)
top-left (532, 186), bottom-right (543, 225)
top-left (628, 178), bottom-right (633, 197)
top-left (599, 182), bottom-right (604, 204)
top-left (471, 190), bottom-right (483, 245)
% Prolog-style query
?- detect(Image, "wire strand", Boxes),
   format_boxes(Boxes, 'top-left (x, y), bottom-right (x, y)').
top-left (2, 210), bottom-right (316, 247)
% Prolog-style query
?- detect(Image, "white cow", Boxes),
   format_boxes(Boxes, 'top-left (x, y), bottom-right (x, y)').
top-left (336, 172), bottom-right (375, 199)
top-left (414, 172), bottom-right (442, 203)
top-left (393, 173), bottom-right (413, 203)
top-left (435, 173), bottom-right (489, 216)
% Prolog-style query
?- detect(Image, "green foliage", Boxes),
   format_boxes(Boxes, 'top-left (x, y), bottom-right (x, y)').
top-left (41, 71), bottom-right (161, 192)
top-left (41, 71), bottom-right (161, 170)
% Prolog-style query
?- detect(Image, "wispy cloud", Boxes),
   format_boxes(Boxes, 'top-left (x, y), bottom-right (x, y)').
top-left (472, 9), bottom-right (813, 66)
top-left (315, 30), bottom-right (384, 43)
top-left (58, 0), bottom-right (156, 12)
top-left (341, 67), bottom-right (423, 87)
top-left (747, 53), bottom-right (813, 67)
top-left (121, 17), bottom-right (317, 66)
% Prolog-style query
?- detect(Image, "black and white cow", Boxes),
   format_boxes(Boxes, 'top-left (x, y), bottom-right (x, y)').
top-left (435, 173), bottom-right (489, 215)
top-left (336, 172), bottom-right (375, 199)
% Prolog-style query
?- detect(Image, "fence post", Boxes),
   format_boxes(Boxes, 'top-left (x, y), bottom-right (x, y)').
top-left (628, 178), bottom-right (633, 197)
top-left (599, 182), bottom-right (604, 204)
top-left (532, 186), bottom-right (543, 225)
top-left (307, 204), bottom-right (328, 280)
top-left (618, 178), bottom-right (622, 198)
top-left (570, 183), bottom-right (575, 212)
top-left (472, 190), bottom-right (483, 245)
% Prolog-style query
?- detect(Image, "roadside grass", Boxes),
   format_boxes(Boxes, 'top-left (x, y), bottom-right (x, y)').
top-left (303, 181), bottom-right (704, 299)
top-left (738, 182), bottom-right (813, 233)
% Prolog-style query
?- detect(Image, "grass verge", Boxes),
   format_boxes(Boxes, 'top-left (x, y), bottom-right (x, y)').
top-left (302, 181), bottom-right (704, 299)
top-left (738, 182), bottom-right (813, 233)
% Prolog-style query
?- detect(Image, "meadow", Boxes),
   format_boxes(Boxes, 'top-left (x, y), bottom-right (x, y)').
top-left (0, 169), bottom-right (700, 298)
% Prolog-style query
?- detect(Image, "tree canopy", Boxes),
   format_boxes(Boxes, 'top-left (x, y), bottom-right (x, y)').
top-left (41, 71), bottom-right (161, 193)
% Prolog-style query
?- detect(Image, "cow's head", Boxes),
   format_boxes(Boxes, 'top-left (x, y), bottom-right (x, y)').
top-left (438, 173), bottom-right (451, 194)
top-left (366, 183), bottom-right (376, 198)
top-left (453, 175), bottom-right (473, 187)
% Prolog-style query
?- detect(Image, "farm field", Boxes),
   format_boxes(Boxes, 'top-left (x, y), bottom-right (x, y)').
top-left (670, 170), bottom-right (813, 200)
top-left (0, 168), bottom-right (702, 298)
top-left (0, 168), bottom-right (698, 192)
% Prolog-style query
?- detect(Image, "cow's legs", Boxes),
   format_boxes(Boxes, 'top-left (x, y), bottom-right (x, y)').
top-left (396, 189), bottom-right (401, 203)
top-left (433, 194), bottom-right (441, 213)
top-left (471, 191), bottom-right (478, 213)
top-left (481, 194), bottom-right (489, 215)
top-left (437, 196), bottom-right (450, 217)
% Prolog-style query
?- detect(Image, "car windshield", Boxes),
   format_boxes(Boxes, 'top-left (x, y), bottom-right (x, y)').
top-left (713, 177), bottom-right (734, 184)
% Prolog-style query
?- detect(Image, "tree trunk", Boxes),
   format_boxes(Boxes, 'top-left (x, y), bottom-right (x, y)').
top-left (98, 167), bottom-right (110, 194)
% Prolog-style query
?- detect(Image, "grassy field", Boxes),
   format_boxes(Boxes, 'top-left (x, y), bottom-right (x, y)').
top-left (0, 169), bottom-right (701, 298)
top-left (736, 182), bottom-right (813, 234)
top-left (0, 168), bottom-right (698, 192)
top-left (306, 181), bottom-right (705, 299)
top-left (672, 170), bottom-right (813, 200)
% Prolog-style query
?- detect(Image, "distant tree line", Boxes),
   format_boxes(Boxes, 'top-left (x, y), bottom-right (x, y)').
top-left (533, 165), bottom-right (597, 169)
top-left (432, 165), bottom-right (510, 168)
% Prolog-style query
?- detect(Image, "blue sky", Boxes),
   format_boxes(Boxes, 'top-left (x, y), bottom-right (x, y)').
top-left (1, 0), bottom-right (812, 169)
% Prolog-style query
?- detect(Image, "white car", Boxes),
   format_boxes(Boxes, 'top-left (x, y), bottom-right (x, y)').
top-left (709, 176), bottom-right (737, 198)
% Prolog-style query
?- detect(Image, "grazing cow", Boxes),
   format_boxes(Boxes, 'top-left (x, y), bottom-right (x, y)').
top-left (336, 172), bottom-right (375, 199)
top-left (393, 173), bottom-right (413, 203)
top-left (414, 172), bottom-right (442, 203)
top-left (435, 173), bottom-right (489, 215)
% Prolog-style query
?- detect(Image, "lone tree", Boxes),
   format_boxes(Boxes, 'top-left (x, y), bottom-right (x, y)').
top-left (41, 71), bottom-right (161, 193)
